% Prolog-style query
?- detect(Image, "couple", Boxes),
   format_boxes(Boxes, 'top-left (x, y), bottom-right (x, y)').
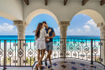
top-left (35, 21), bottom-right (55, 69)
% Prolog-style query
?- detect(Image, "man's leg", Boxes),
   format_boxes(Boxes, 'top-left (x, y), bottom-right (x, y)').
top-left (48, 50), bottom-right (52, 65)
top-left (45, 43), bottom-right (49, 66)
top-left (45, 42), bottom-right (53, 66)
top-left (46, 42), bottom-right (53, 65)
top-left (45, 50), bottom-right (52, 66)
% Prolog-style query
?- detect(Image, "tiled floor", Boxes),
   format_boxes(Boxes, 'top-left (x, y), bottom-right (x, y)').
top-left (0, 67), bottom-right (32, 70)
top-left (33, 58), bottom-right (105, 70)
top-left (0, 58), bottom-right (105, 70)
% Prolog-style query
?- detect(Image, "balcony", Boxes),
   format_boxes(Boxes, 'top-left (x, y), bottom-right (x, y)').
top-left (0, 38), bottom-right (105, 70)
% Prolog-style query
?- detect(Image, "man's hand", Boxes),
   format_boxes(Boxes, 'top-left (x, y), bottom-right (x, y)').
top-left (47, 37), bottom-right (51, 39)
top-left (48, 29), bottom-right (51, 33)
top-left (45, 37), bottom-right (49, 42)
top-left (48, 32), bottom-right (55, 39)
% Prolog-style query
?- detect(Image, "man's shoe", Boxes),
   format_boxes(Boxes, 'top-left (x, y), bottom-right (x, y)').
top-left (48, 64), bottom-right (52, 68)
top-left (45, 59), bottom-right (47, 66)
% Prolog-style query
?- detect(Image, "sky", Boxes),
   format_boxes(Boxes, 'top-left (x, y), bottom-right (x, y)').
top-left (0, 17), bottom-right (17, 35)
top-left (0, 14), bottom-right (100, 36)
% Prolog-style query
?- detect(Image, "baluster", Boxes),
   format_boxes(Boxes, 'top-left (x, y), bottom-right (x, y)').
top-left (91, 39), bottom-right (93, 65)
top-left (3, 40), bottom-right (7, 70)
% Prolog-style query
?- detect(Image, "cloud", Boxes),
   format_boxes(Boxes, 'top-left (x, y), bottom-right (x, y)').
top-left (54, 27), bottom-right (60, 35)
top-left (0, 23), bottom-right (14, 31)
top-left (0, 23), bottom-right (17, 35)
top-left (86, 19), bottom-right (97, 27)
top-left (77, 29), bottom-right (83, 33)
top-left (83, 25), bottom-right (90, 29)
top-left (83, 25), bottom-right (90, 32)
top-left (67, 29), bottom-right (74, 35)
top-left (67, 19), bottom-right (99, 36)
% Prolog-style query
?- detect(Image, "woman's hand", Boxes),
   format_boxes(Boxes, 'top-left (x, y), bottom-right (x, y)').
top-left (45, 37), bottom-right (49, 42)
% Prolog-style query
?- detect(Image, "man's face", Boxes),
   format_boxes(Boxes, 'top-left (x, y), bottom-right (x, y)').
top-left (43, 23), bottom-right (48, 28)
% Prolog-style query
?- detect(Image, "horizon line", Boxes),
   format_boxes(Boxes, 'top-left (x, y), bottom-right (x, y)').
top-left (0, 35), bottom-right (100, 37)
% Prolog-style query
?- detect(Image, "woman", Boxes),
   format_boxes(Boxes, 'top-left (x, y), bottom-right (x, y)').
top-left (35, 23), bottom-right (48, 70)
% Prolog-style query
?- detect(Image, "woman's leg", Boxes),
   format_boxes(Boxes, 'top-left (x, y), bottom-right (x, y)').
top-left (36, 49), bottom-right (41, 68)
top-left (37, 49), bottom-right (41, 61)
top-left (37, 49), bottom-right (45, 66)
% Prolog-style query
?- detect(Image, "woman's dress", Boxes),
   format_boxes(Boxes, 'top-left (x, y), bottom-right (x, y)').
top-left (36, 28), bottom-right (47, 50)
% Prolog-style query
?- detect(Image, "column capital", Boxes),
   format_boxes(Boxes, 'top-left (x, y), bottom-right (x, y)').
top-left (14, 20), bottom-right (27, 27)
top-left (97, 22), bottom-right (105, 28)
top-left (101, 26), bottom-right (105, 32)
top-left (59, 21), bottom-right (70, 27)
top-left (14, 20), bottom-right (23, 25)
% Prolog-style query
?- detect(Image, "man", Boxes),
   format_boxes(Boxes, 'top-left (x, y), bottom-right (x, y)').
top-left (42, 21), bottom-right (55, 67)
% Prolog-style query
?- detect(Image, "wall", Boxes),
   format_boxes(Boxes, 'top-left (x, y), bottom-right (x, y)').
top-left (0, 0), bottom-right (23, 20)
top-left (24, 0), bottom-right (105, 23)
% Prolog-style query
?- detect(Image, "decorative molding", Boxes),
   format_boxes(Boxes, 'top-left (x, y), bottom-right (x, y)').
top-left (44, 0), bottom-right (48, 6)
top-left (82, 0), bottom-right (89, 6)
top-left (14, 20), bottom-right (23, 25)
top-left (100, 0), bottom-right (105, 6)
top-left (23, 0), bottom-right (29, 5)
top-left (59, 21), bottom-right (70, 26)
top-left (64, 0), bottom-right (68, 6)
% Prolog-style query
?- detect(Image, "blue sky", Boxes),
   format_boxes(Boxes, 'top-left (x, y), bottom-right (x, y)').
top-left (25, 14), bottom-right (58, 35)
top-left (0, 17), bottom-right (17, 35)
top-left (68, 14), bottom-right (100, 36)
top-left (0, 14), bottom-right (100, 36)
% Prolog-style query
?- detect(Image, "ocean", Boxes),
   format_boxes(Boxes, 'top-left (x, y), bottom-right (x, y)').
top-left (0, 35), bottom-right (101, 61)
top-left (0, 35), bottom-right (100, 40)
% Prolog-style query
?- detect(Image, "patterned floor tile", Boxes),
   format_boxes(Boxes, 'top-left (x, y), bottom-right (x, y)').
top-left (33, 58), bottom-right (105, 70)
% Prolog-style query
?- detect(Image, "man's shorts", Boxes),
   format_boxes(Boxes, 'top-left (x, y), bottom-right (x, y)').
top-left (46, 42), bottom-right (53, 51)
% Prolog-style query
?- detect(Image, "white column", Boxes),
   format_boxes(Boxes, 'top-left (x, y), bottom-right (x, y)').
top-left (14, 20), bottom-right (27, 66)
top-left (59, 21), bottom-right (70, 58)
top-left (98, 22), bottom-right (105, 65)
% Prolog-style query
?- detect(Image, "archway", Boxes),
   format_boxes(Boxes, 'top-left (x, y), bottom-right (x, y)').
top-left (25, 9), bottom-right (60, 40)
top-left (24, 9), bottom-right (60, 63)
top-left (25, 9), bottom-right (59, 25)
top-left (25, 14), bottom-right (59, 37)
top-left (68, 14), bottom-right (100, 36)
top-left (67, 9), bottom-right (105, 65)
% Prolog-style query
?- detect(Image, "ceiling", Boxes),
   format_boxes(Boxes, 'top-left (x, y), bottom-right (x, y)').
top-left (23, 0), bottom-right (105, 6)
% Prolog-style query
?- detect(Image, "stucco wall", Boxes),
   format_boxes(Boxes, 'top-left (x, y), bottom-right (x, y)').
top-left (0, 0), bottom-right (23, 20)
top-left (24, 0), bottom-right (105, 22)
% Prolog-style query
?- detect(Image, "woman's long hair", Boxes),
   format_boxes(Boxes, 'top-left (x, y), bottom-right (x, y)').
top-left (35, 23), bottom-right (43, 40)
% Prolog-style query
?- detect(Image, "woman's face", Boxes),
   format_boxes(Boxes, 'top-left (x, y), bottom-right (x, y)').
top-left (42, 23), bottom-right (45, 28)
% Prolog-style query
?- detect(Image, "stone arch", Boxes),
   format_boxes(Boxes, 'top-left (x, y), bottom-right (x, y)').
top-left (69, 9), bottom-right (105, 37)
top-left (74, 9), bottom-right (105, 25)
top-left (69, 9), bottom-right (105, 65)
top-left (25, 9), bottom-right (59, 25)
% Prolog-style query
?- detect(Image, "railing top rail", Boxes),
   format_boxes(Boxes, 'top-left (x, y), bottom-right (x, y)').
top-left (0, 38), bottom-right (104, 41)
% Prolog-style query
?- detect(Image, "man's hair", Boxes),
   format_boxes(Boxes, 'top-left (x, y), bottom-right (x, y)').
top-left (42, 21), bottom-right (47, 24)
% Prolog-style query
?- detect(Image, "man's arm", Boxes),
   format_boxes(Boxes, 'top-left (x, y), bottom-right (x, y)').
top-left (48, 32), bottom-right (55, 39)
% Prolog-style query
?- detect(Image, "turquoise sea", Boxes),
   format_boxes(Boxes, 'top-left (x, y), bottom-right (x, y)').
top-left (0, 35), bottom-right (100, 40)
top-left (0, 35), bottom-right (101, 56)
